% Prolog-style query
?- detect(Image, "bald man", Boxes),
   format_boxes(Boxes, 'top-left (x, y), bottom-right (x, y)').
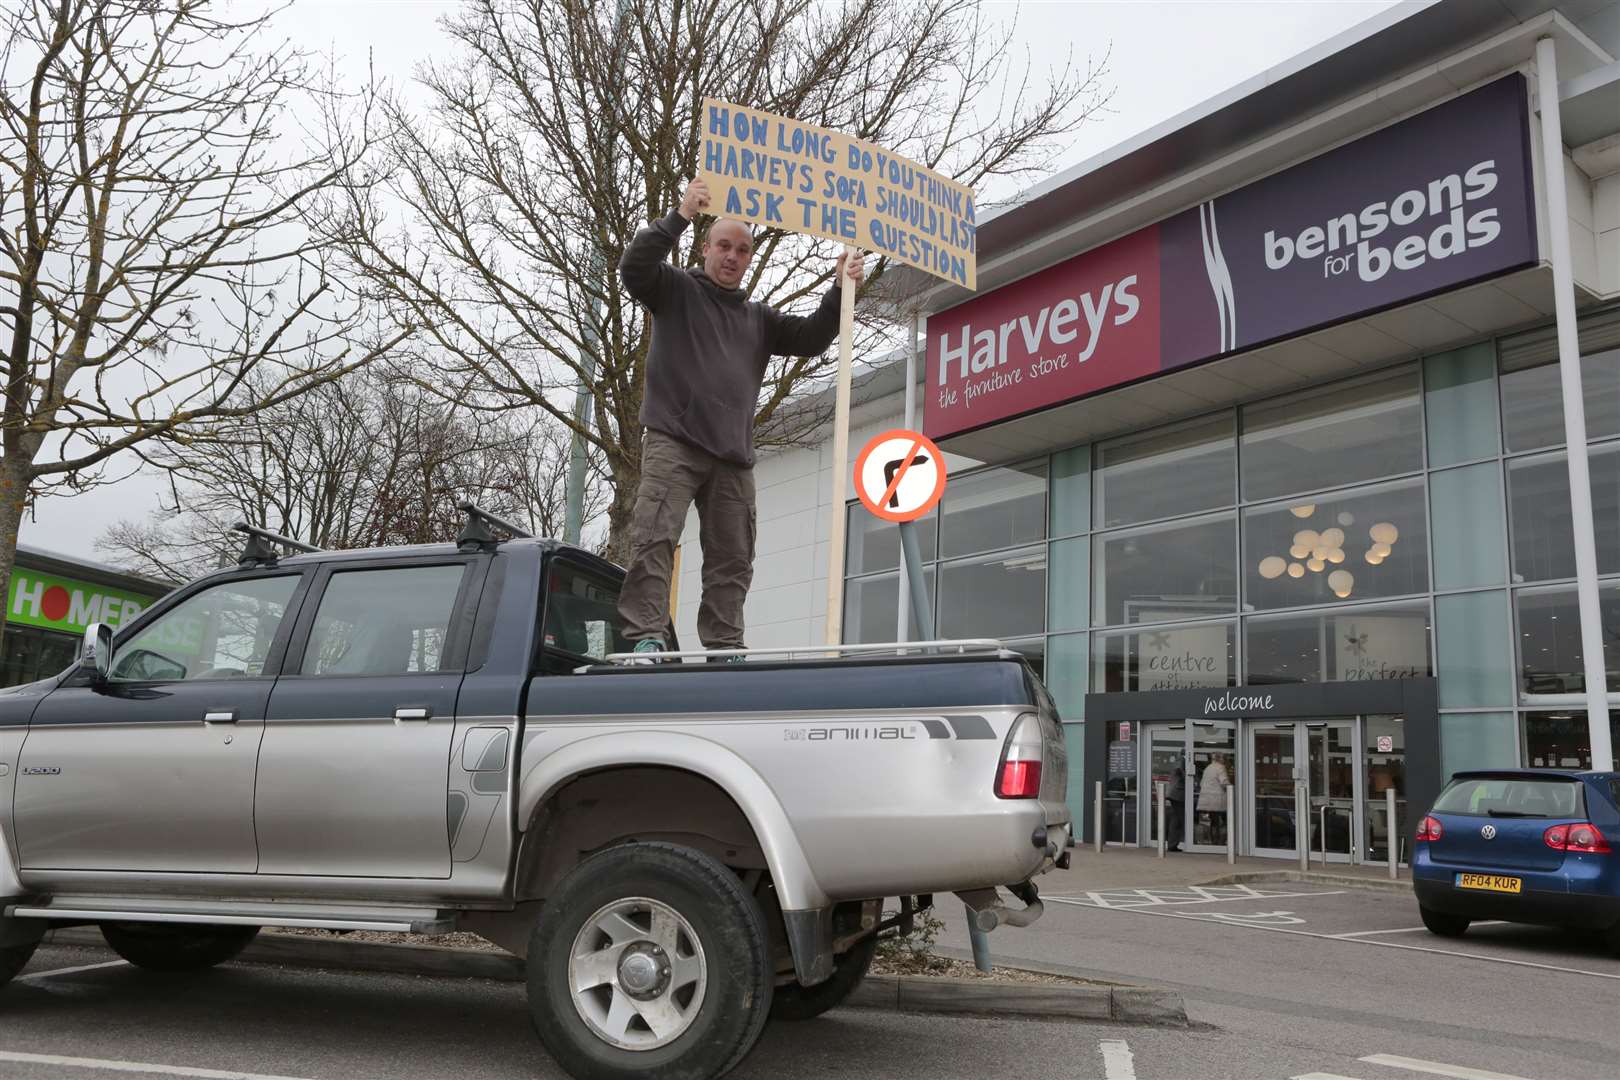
top-left (617, 178), bottom-right (864, 660)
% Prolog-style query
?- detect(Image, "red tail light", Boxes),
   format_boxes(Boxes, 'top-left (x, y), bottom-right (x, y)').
top-left (1545, 822), bottom-right (1611, 854)
top-left (995, 714), bottom-right (1044, 800)
top-left (997, 760), bottom-right (1043, 799)
top-left (1415, 815), bottom-right (1443, 842)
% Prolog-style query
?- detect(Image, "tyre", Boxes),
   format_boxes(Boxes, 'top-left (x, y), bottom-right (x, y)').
top-left (0, 940), bottom-right (39, 988)
top-left (1418, 905), bottom-right (1470, 938)
top-left (527, 842), bottom-right (772, 1080)
top-left (100, 922), bottom-right (260, 972)
top-left (1605, 922), bottom-right (1620, 959)
top-left (770, 933), bottom-right (876, 1021)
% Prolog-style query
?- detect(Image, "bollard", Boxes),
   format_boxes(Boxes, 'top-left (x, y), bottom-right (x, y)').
top-left (1155, 781), bottom-right (1166, 858)
top-left (1296, 781), bottom-right (1309, 873)
top-left (1094, 781), bottom-right (1104, 853)
top-left (1387, 786), bottom-right (1399, 880)
top-left (966, 904), bottom-right (993, 973)
top-left (1226, 783), bottom-right (1236, 864)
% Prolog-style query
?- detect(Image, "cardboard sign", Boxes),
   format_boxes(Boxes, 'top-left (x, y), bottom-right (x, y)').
top-left (853, 429), bottom-right (947, 523)
top-left (698, 99), bottom-right (977, 289)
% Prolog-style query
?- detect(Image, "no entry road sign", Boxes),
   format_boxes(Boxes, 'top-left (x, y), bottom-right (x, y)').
top-left (854, 429), bottom-right (947, 523)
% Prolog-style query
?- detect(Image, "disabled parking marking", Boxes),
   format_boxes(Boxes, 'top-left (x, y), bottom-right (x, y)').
top-left (1329, 922), bottom-right (1506, 939)
top-left (0, 1049), bottom-right (317, 1080)
top-left (1049, 885), bottom-right (1347, 910)
top-left (1359, 1054), bottom-right (1532, 1080)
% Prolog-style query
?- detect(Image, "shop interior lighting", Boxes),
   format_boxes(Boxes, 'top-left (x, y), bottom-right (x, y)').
top-left (1287, 563), bottom-right (1305, 578)
top-left (1369, 522), bottom-right (1399, 545)
top-left (1290, 504), bottom-right (1316, 518)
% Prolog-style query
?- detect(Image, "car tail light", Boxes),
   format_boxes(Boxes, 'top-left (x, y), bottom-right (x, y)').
top-left (995, 715), bottom-right (1044, 800)
top-left (1415, 815), bottom-right (1443, 842)
top-left (1545, 822), bottom-right (1611, 854)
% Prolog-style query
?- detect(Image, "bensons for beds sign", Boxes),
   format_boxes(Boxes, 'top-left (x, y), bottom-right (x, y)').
top-left (926, 74), bottom-right (1536, 439)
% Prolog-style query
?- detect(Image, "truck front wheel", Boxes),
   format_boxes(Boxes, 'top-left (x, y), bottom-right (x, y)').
top-left (527, 842), bottom-right (772, 1080)
top-left (99, 923), bottom-right (260, 972)
top-left (769, 934), bottom-right (877, 1021)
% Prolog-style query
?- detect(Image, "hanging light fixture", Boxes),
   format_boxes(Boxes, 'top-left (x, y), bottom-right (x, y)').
top-left (1293, 529), bottom-right (1319, 549)
top-left (1290, 504), bottom-right (1316, 519)
top-left (1287, 562), bottom-right (1306, 578)
top-left (1328, 569), bottom-right (1354, 598)
top-left (1365, 550), bottom-right (1385, 565)
top-left (1327, 548), bottom-right (1346, 564)
top-left (1370, 522), bottom-right (1399, 545)
top-left (1337, 512), bottom-right (1355, 527)
top-left (1307, 557), bottom-right (1326, 572)
top-left (1290, 543), bottom-right (1311, 559)
top-left (1258, 556), bottom-right (1287, 580)
top-left (1321, 527), bottom-right (1345, 548)
top-left (1371, 542), bottom-right (1392, 558)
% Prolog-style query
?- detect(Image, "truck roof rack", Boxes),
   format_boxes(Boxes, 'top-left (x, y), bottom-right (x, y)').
top-left (595, 639), bottom-right (1007, 668)
top-left (233, 522), bottom-right (321, 567)
top-left (457, 501), bottom-right (533, 552)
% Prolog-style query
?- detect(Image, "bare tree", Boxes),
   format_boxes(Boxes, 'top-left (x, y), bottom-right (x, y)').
top-left (333, 0), bottom-right (1110, 563)
top-left (0, 0), bottom-right (409, 629)
top-left (97, 369), bottom-right (608, 581)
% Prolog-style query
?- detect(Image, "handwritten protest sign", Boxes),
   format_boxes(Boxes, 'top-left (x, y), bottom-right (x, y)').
top-left (698, 99), bottom-right (977, 290)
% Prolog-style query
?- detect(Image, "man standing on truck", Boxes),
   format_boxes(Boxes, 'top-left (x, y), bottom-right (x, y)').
top-left (617, 178), bottom-right (865, 659)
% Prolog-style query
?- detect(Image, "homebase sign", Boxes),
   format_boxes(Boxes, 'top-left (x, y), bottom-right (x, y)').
top-left (926, 74), bottom-right (1536, 439)
top-left (9, 569), bottom-right (150, 635)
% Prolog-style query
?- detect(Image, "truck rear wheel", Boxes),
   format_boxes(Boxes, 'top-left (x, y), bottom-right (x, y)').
top-left (770, 934), bottom-right (876, 1021)
top-left (0, 941), bottom-right (39, 988)
top-left (527, 842), bottom-right (772, 1080)
top-left (100, 923), bottom-right (260, 972)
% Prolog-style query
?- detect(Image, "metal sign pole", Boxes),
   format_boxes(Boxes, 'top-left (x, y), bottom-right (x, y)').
top-left (1156, 781), bottom-right (1166, 858)
top-left (1387, 786), bottom-right (1399, 881)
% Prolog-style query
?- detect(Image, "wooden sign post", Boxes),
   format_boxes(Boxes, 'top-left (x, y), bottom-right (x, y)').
top-left (696, 100), bottom-right (977, 646)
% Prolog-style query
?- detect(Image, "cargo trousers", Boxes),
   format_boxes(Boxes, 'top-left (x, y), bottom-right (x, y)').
top-left (617, 429), bottom-right (756, 649)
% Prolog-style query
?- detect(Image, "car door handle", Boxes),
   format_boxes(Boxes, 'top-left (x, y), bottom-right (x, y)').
top-left (203, 710), bottom-right (239, 724)
top-left (394, 707), bottom-right (431, 723)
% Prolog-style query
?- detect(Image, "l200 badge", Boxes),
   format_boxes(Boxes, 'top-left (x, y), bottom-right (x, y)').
top-left (21, 766), bottom-right (61, 775)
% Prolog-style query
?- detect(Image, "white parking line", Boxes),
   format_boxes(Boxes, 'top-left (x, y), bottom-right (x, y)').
top-left (1098, 1039), bottom-right (1136, 1080)
top-left (0, 1050), bottom-right (317, 1080)
top-left (1331, 922), bottom-right (1506, 938)
top-left (1290, 1073), bottom-right (1362, 1080)
top-left (1359, 1053), bottom-right (1532, 1080)
top-left (17, 959), bottom-right (128, 980)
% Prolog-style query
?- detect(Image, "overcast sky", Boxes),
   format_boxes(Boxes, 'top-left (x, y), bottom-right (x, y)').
top-left (25, 0), bottom-right (1411, 566)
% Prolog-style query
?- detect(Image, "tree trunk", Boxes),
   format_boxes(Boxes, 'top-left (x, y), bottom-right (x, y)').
top-left (0, 461), bottom-right (34, 640)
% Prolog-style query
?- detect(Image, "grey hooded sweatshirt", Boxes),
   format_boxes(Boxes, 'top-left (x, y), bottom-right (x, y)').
top-left (619, 210), bottom-right (843, 467)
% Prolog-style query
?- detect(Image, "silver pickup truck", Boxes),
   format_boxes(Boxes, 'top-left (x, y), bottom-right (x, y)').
top-left (0, 516), bottom-right (1070, 1080)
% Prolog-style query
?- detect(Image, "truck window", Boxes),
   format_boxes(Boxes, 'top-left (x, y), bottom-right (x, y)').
top-left (111, 575), bottom-right (299, 682)
top-left (542, 563), bottom-right (635, 662)
top-left (302, 565), bottom-right (467, 676)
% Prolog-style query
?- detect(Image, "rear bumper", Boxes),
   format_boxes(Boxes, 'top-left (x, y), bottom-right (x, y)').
top-left (1413, 865), bottom-right (1620, 930)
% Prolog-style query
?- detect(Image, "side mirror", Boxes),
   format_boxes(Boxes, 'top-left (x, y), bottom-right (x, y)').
top-left (82, 622), bottom-right (113, 682)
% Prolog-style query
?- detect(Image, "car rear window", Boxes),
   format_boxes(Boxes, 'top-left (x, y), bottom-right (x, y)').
top-left (1432, 777), bottom-right (1584, 819)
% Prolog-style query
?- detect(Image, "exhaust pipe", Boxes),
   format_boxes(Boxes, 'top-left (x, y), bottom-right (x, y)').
top-left (954, 880), bottom-right (1044, 932)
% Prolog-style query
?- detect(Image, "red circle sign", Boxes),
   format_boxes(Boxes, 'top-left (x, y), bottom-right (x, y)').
top-left (40, 585), bottom-right (71, 622)
top-left (854, 429), bottom-right (947, 523)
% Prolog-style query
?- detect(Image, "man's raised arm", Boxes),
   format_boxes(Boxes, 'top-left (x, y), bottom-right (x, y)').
top-left (619, 181), bottom-right (713, 311)
top-left (768, 250), bottom-right (866, 356)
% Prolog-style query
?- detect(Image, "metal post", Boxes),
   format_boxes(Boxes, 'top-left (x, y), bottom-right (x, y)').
top-left (967, 904), bottom-right (993, 972)
top-left (898, 521), bottom-right (932, 639)
top-left (1387, 786), bottom-right (1399, 881)
top-left (1156, 781), bottom-right (1166, 858)
top-left (563, 262), bottom-right (600, 547)
top-left (1225, 784), bottom-right (1235, 865)
top-left (1319, 806), bottom-right (1328, 867)
top-left (1296, 781), bottom-right (1309, 873)
top-left (895, 314), bottom-right (921, 642)
top-left (1537, 36), bottom-right (1614, 770)
top-left (1094, 781), bottom-right (1105, 853)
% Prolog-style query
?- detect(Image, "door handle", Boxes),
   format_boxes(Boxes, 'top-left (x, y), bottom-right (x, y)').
top-left (203, 710), bottom-right (239, 724)
top-left (394, 707), bottom-right (431, 722)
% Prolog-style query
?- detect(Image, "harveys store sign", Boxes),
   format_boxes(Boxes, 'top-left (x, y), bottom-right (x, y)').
top-left (926, 75), bottom-right (1536, 439)
top-left (8, 569), bottom-right (153, 635)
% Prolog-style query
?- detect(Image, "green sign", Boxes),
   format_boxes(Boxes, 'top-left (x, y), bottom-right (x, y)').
top-left (8, 568), bottom-right (155, 635)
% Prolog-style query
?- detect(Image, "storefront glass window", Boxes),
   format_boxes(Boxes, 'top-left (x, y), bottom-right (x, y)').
top-left (937, 547), bottom-right (1046, 640)
top-left (0, 625), bottom-right (79, 687)
top-left (1507, 444), bottom-right (1620, 582)
top-left (1094, 415), bottom-right (1234, 529)
top-left (1050, 445), bottom-right (1091, 538)
top-left (846, 503), bottom-right (935, 575)
top-left (1093, 514), bottom-right (1236, 627)
top-left (939, 462), bottom-right (1046, 558)
top-left (1242, 479), bottom-right (1428, 611)
top-left (1499, 348), bottom-right (1620, 453)
top-left (1240, 367), bottom-right (1422, 502)
top-left (1440, 712), bottom-right (1519, 775)
top-left (1244, 602), bottom-right (1431, 685)
top-left (1046, 631), bottom-right (1088, 720)
top-left (842, 569), bottom-right (935, 644)
top-left (1515, 584), bottom-right (1620, 695)
top-left (1048, 536), bottom-right (1089, 633)
top-left (1434, 590), bottom-right (1514, 708)
top-left (1006, 637), bottom-right (1045, 681)
top-left (1424, 342), bottom-right (1500, 467)
top-left (1429, 463), bottom-right (1506, 590)
top-left (1092, 620), bottom-right (1236, 694)
top-left (1523, 711), bottom-right (1620, 770)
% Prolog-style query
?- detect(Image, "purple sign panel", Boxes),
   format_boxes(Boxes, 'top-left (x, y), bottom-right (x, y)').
top-left (927, 75), bottom-right (1536, 440)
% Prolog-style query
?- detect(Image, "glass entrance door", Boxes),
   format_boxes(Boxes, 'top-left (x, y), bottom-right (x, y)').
top-left (1247, 718), bottom-right (1363, 861)
top-left (1139, 720), bottom-right (1236, 851)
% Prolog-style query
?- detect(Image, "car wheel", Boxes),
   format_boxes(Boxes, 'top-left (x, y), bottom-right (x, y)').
top-left (0, 941), bottom-right (39, 988)
top-left (770, 934), bottom-right (876, 1021)
top-left (100, 923), bottom-right (260, 972)
top-left (527, 842), bottom-right (772, 1080)
top-left (1418, 905), bottom-right (1470, 938)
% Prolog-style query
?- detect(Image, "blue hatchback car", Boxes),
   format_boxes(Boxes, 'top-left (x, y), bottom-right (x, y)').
top-left (1412, 770), bottom-right (1620, 953)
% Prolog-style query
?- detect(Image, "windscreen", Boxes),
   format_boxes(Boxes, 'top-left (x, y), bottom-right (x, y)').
top-left (1432, 777), bottom-right (1584, 818)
